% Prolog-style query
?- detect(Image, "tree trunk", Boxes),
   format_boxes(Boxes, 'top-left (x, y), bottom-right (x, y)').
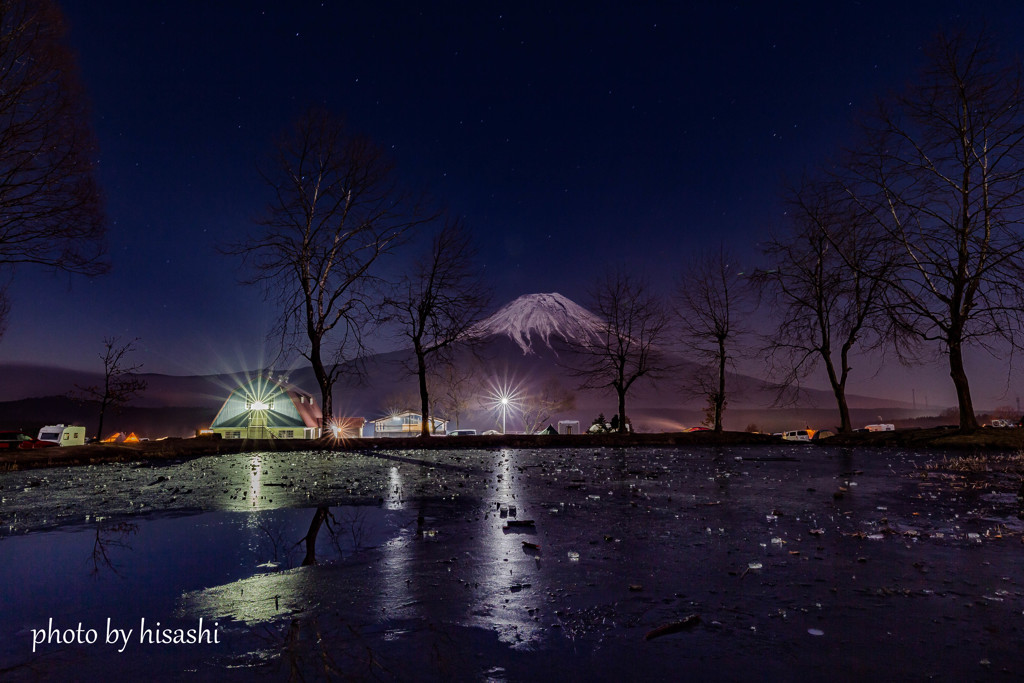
top-left (948, 341), bottom-right (978, 432)
top-left (97, 397), bottom-right (108, 443)
top-left (834, 390), bottom-right (852, 434)
top-left (822, 348), bottom-right (852, 434)
top-left (714, 336), bottom-right (726, 432)
top-left (616, 385), bottom-right (628, 434)
top-left (310, 343), bottom-right (333, 433)
top-left (416, 347), bottom-right (431, 437)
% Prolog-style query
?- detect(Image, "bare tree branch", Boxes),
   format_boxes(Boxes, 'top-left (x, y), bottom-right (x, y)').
top-left (755, 176), bottom-right (895, 432)
top-left (0, 0), bottom-right (108, 336)
top-left (385, 217), bottom-right (492, 436)
top-left (842, 30), bottom-right (1024, 431)
top-left (72, 336), bottom-right (147, 441)
top-left (223, 109), bottom-right (431, 428)
top-left (675, 246), bottom-right (751, 432)
top-left (569, 270), bottom-right (671, 433)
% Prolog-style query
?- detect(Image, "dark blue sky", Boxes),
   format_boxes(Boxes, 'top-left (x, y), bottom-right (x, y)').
top-left (6, 1), bottom-right (1024, 394)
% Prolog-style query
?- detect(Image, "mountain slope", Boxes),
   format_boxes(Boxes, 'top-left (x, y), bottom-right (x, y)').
top-left (470, 292), bottom-right (603, 354)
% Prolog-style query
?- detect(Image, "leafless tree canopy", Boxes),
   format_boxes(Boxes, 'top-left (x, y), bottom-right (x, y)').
top-left (0, 0), bottom-right (108, 335)
top-left (520, 378), bottom-right (576, 434)
top-left (429, 358), bottom-right (484, 430)
top-left (387, 218), bottom-right (491, 436)
top-left (571, 270), bottom-right (671, 433)
top-left (844, 31), bottom-right (1024, 431)
top-left (757, 177), bottom-right (893, 432)
top-left (225, 108), bottom-right (429, 427)
top-left (675, 246), bottom-right (749, 432)
top-left (73, 336), bottom-right (147, 441)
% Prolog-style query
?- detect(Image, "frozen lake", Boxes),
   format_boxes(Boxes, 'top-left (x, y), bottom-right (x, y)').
top-left (1, 445), bottom-right (1022, 681)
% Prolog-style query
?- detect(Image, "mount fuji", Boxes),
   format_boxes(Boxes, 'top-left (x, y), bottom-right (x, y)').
top-left (470, 292), bottom-right (603, 354)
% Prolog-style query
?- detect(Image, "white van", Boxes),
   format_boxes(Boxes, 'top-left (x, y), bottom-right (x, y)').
top-left (37, 424), bottom-right (87, 447)
top-left (864, 423), bottom-right (895, 432)
top-left (781, 430), bottom-right (812, 442)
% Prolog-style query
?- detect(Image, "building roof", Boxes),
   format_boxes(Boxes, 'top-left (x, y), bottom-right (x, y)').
top-left (211, 374), bottom-right (322, 430)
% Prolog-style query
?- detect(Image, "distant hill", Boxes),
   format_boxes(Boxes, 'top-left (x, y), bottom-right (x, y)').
top-left (0, 292), bottom-right (916, 436)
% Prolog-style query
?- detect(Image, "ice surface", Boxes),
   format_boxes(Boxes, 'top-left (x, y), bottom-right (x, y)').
top-left (2, 445), bottom-right (1023, 680)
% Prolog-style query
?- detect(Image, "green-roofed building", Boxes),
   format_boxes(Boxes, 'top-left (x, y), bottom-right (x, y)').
top-left (210, 374), bottom-right (323, 440)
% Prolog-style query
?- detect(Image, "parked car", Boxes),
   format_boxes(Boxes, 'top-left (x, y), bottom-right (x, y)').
top-left (0, 431), bottom-right (60, 450)
top-left (446, 429), bottom-right (477, 436)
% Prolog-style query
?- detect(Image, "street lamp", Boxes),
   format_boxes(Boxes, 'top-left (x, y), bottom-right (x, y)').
top-left (486, 377), bottom-right (522, 435)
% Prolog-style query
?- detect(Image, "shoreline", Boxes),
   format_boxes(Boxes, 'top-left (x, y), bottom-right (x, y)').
top-left (2, 426), bottom-right (1023, 472)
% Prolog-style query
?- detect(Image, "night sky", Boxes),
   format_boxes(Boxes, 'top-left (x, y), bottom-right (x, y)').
top-left (7, 1), bottom-right (1024, 403)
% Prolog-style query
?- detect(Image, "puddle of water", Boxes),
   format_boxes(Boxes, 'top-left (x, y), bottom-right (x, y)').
top-left (0, 505), bottom-right (412, 679)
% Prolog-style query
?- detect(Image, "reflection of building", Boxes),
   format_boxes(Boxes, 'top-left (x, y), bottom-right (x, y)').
top-left (369, 411), bottom-right (447, 437)
top-left (210, 375), bottom-right (322, 439)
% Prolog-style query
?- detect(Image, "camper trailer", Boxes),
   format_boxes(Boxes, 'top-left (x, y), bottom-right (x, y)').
top-left (37, 424), bottom-right (86, 447)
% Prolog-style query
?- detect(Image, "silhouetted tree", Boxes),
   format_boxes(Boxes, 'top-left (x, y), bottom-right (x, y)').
top-left (675, 246), bottom-right (750, 432)
top-left (0, 0), bottom-right (108, 336)
top-left (571, 271), bottom-right (671, 433)
top-left (74, 337), bottom-right (147, 441)
top-left (520, 378), bottom-right (576, 434)
top-left (844, 31), bottom-right (1024, 432)
top-left (756, 177), bottom-right (893, 433)
top-left (225, 109), bottom-right (429, 429)
top-left (386, 218), bottom-right (491, 436)
top-left (430, 357), bottom-right (483, 430)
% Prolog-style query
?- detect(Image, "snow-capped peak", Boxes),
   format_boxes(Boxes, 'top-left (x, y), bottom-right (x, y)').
top-left (471, 292), bottom-right (604, 354)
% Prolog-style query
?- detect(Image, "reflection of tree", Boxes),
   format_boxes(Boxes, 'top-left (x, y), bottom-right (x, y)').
top-left (269, 616), bottom-right (394, 680)
top-left (254, 517), bottom-right (303, 568)
top-left (299, 507), bottom-right (330, 566)
top-left (297, 506), bottom-right (373, 566)
top-left (331, 507), bottom-right (369, 554)
top-left (90, 521), bottom-right (138, 576)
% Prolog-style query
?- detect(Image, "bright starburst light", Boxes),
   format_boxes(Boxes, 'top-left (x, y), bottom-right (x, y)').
top-left (484, 377), bottom-right (524, 434)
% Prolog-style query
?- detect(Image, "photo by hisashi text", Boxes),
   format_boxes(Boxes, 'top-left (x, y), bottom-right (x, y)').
top-left (31, 618), bottom-right (220, 653)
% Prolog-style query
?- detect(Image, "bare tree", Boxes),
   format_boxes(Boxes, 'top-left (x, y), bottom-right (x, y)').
top-left (430, 357), bottom-right (483, 430)
top-left (74, 336), bottom-right (147, 441)
top-left (225, 109), bottom-right (428, 430)
top-left (386, 218), bottom-right (491, 436)
top-left (520, 378), bottom-right (576, 434)
top-left (843, 31), bottom-right (1024, 432)
top-left (756, 178), bottom-right (892, 433)
top-left (675, 246), bottom-right (749, 432)
top-left (0, 0), bottom-right (108, 335)
top-left (571, 270), bottom-right (671, 433)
